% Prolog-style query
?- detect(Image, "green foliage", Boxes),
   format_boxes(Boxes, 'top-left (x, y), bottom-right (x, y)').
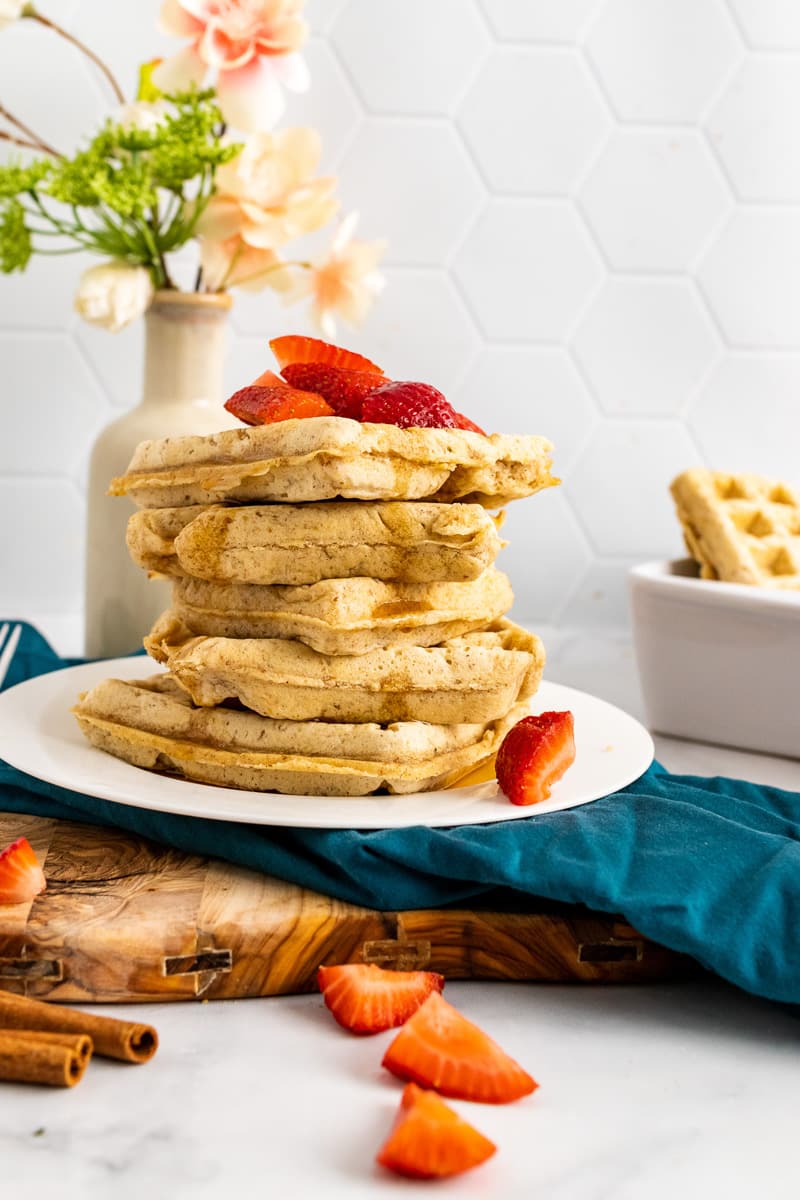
top-left (0, 200), bottom-right (32, 273)
top-left (0, 88), bottom-right (242, 285)
top-left (0, 160), bottom-right (51, 200)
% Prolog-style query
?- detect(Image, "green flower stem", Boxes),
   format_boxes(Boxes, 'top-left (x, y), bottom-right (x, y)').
top-left (28, 246), bottom-right (85, 255)
top-left (27, 10), bottom-right (125, 104)
top-left (29, 193), bottom-right (95, 247)
top-left (141, 210), bottom-right (173, 287)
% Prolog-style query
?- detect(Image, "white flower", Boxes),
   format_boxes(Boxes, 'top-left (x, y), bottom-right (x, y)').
top-left (113, 99), bottom-right (171, 133)
top-left (74, 262), bottom-right (154, 332)
top-left (0, 0), bottom-right (28, 31)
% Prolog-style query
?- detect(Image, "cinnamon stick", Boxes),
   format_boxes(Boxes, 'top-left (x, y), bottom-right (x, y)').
top-left (0, 990), bottom-right (157, 1063)
top-left (0, 1030), bottom-right (92, 1087)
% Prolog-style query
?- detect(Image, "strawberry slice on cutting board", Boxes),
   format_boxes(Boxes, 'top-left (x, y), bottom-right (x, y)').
top-left (317, 963), bottom-right (444, 1035)
top-left (376, 1082), bottom-right (497, 1180)
top-left (0, 837), bottom-right (46, 905)
top-left (382, 991), bottom-right (537, 1103)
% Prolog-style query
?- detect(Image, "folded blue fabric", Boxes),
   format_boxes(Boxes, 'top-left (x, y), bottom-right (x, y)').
top-left (1, 623), bottom-right (799, 1004)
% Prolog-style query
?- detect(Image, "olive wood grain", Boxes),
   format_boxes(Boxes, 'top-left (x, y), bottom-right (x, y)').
top-left (0, 813), bottom-right (694, 1003)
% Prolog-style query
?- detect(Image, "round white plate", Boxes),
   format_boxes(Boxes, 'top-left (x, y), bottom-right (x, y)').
top-left (0, 658), bottom-right (653, 830)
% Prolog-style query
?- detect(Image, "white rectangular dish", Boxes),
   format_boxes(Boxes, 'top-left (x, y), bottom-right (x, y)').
top-left (629, 559), bottom-right (800, 758)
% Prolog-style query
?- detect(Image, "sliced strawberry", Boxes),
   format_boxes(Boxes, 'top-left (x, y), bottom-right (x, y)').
top-left (0, 837), bottom-right (46, 906)
top-left (250, 369), bottom-right (288, 388)
top-left (382, 992), bottom-right (537, 1104)
top-left (281, 363), bottom-right (386, 420)
top-left (455, 411), bottom-right (487, 435)
top-left (270, 334), bottom-right (384, 375)
top-left (317, 963), bottom-right (444, 1035)
top-left (361, 381), bottom-right (460, 430)
top-left (224, 383), bottom-right (334, 426)
top-left (495, 710), bottom-right (576, 807)
top-left (377, 1082), bottom-right (496, 1180)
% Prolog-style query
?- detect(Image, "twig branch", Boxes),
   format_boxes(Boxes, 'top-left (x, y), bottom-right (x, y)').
top-left (28, 11), bottom-right (126, 104)
top-left (0, 129), bottom-right (44, 154)
top-left (0, 104), bottom-right (62, 157)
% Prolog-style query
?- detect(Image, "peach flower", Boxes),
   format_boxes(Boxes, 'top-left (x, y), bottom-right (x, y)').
top-left (200, 236), bottom-right (294, 292)
top-left (154, 0), bottom-right (309, 132)
top-left (294, 213), bottom-right (386, 338)
top-left (197, 127), bottom-right (337, 251)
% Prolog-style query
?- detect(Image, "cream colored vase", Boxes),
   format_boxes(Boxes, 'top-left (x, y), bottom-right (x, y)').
top-left (84, 291), bottom-right (238, 658)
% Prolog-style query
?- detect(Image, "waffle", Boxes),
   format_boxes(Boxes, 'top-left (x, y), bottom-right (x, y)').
top-left (110, 417), bottom-right (557, 510)
top-left (170, 569), bottom-right (514, 655)
top-left (671, 469), bottom-right (800, 588)
top-left (73, 675), bottom-right (529, 796)
top-left (127, 501), bottom-right (505, 586)
top-left (144, 614), bottom-right (545, 725)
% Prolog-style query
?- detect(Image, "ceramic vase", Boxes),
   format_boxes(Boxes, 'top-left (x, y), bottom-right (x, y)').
top-left (83, 290), bottom-right (237, 658)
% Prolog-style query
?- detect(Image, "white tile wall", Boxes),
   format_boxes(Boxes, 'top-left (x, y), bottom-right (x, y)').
top-left (2, 0), bottom-right (800, 639)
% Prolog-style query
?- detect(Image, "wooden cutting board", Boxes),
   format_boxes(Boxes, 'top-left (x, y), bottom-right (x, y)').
top-left (0, 812), bottom-right (694, 1003)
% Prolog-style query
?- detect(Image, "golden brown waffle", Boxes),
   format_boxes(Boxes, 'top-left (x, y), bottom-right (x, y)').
top-left (671, 468), bottom-right (800, 588)
top-left (144, 614), bottom-right (544, 725)
top-left (73, 675), bottom-right (529, 796)
top-left (110, 417), bottom-right (557, 509)
top-left (170, 569), bottom-right (514, 655)
top-left (127, 501), bottom-right (504, 585)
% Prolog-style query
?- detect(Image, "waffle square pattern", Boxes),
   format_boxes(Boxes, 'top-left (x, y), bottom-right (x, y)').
top-left (671, 468), bottom-right (800, 588)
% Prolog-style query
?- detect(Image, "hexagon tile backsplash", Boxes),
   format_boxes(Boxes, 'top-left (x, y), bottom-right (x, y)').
top-left (2, 0), bottom-right (800, 643)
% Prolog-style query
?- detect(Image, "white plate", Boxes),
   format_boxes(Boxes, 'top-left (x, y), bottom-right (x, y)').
top-left (0, 659), bottom-right (653, 830)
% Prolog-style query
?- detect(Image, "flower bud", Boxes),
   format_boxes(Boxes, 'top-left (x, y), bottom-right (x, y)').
top-left (74, 261), bottom-right (154, 332)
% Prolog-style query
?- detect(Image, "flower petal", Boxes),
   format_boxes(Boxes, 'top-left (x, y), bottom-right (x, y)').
top-left (198, 237), bottom-right (236, 292)
top-left (174, 0), bottom-right (217, 21)
top-left (199, 20), bottom-right (255, 70)
top-left (268, 52), bottom-right (310, 93)
top-left (332, 211), bottom-right (360, 254)
top-left (216, 56), bottom-right (284, 132)
top-left (274, 126), bottom-right (322, 184)
top-left (152, 45), bottom-right (207, 92)
top-left (196, 197), bottom-right (246, 241)
top-left (158, 0), bottom-right (204, 37)
top-left (201, 237), bottom-right (290, 292)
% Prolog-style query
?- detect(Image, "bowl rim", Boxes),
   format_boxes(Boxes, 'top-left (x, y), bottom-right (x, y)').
top-left (629, 558), bottom-right (800, 615)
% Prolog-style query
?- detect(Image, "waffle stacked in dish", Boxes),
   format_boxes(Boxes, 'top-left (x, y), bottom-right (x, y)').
top-left (74, 342), bottom-right (558, 797)
top-left (671, 468), bottom-right (800, 589)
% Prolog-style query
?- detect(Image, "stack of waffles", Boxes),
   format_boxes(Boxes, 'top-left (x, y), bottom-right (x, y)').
top-left (671, 468), bottom-right (800, 590)
top-left (74, 416), bottom-right (557, 796)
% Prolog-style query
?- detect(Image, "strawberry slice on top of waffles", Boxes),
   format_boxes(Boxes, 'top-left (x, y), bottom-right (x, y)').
top-left (224, 335), bottom-right (487, 433)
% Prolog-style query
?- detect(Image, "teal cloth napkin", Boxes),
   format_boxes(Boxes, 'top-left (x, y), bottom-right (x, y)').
top-left (1, 623), bottom-right (799, 1004)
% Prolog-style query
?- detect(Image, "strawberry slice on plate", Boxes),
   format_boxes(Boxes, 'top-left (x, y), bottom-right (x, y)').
top-left (224, 381), bottom-right (334, 426)
top-left (317, 963), bottom-right (444, 1035)
top-left (270, 334), bottom-right (384, 375)
top-left (495, 710), bottom-right (576, 806)
top-left (281, 363), bottom-right (386, 420)
top-left (0, 837), bottom-right (46, 905)
top-left (376, 1082), bottom-right (496, 1180)
top-left (382, 991), bottom-right (537, 1103)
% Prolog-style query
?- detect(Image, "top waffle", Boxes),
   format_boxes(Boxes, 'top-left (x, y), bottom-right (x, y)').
top-left (110, 417), bottom-right (557, 510)
top-left (671, 468), bottom-right (800, 589)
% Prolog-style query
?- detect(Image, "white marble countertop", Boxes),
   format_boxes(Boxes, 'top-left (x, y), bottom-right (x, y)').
top-left (2, 622), bottom-right (800, 1199)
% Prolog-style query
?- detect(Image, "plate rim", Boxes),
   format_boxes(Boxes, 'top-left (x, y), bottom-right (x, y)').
top-left (0, 658), bottom-right (654, 830)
